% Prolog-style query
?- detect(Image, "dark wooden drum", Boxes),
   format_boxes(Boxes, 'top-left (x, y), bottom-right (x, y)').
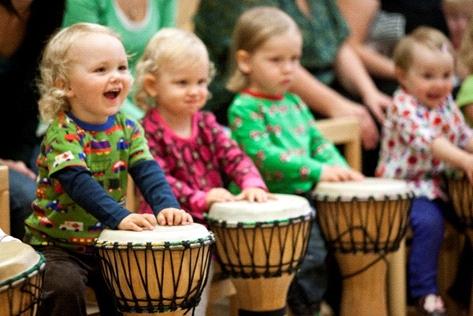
top-left (312, 178), bottom-right (412, 316)
top-left (95, 224), bottom-right (214, 315)
top-left (446, 175), bottom-right (473, 316)
top-left (207, 194), bottom-right (314, 316)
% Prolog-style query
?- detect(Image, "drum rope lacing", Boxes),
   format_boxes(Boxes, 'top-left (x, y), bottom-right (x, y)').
top-left (207, 213), bottom-right (314, 278)
top-left (95, 235), bottom-right (214, 314)
top-left (316, 194), bottom-right (412, 279)
top-left (0, 255), bottom-right (46, 316)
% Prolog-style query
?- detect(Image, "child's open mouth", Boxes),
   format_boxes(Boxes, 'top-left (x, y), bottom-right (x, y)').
top-left (104, 88), bottom-right (120, 99)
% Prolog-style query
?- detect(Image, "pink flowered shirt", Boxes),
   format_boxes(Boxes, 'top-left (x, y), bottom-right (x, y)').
top-left (141, 109), bottom-right (267, 222)
top-left (376, 88), bottom-right (472, 200)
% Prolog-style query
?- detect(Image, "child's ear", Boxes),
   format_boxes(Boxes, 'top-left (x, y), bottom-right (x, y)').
top-left (55, 78), bottom-right (74, 98)
top-left (236, 50), bottom-right (251, 74)
top-left (143, 74), bottom-right (158, 97)
top-left (394, 67), bottom-right (406, 84)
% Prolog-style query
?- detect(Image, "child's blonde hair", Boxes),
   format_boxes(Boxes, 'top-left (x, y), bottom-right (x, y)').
top-left (134, 28), bottom-right (214, 111)
top-left (38, 23), bottom-right (121, 122)
top-left (226, 6), bottom-right (300, 92)
top-left (458, 18), bottom-right (473, 74)
top-left (393, 26), bottom-right (454, 72)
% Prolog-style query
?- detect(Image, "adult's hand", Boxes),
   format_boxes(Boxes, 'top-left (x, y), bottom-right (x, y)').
top-left (0, 159), bottom-right (36, 180)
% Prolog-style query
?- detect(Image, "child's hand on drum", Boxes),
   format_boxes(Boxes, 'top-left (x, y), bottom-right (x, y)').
top-left (157, 208), bottom-right (193, 226)
top-left (118, 213), bottom-right (157, 231)
top-left (235, 187), bottom-right (273, 202)
top-left (205, 188), bottom-right (235, 207)
top-left (320, 165), bottom-right (364, 182)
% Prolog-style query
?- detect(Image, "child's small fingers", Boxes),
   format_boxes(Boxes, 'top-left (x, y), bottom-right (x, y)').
top-left (258, 191), bottom-right (268, 202)
top-left (139, 217), bottom-right (154, 230)
top-left (143, 213), bottom-right (157, 226)
top-left (165, 211), bottom-right (175, 226)
top-left (129, 222), bottom-right (143, 232)
top-left (157, 215), bottom-right (166, 226)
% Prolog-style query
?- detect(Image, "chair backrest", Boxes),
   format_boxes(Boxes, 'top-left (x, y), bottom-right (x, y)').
top-left (0, 166), bottom-right (10, 234)
top-left (315, 116), bottom-right (362, 171)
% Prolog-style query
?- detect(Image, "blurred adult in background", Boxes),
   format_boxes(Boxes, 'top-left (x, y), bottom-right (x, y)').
top-left (381, 0), bottom-right (449, 35)
top-left (62, 0), bottom-right (176, 120)
top-left (337, 0), bottom-right (403, 95)
top-left (0, 0), bottom-right (65, 239)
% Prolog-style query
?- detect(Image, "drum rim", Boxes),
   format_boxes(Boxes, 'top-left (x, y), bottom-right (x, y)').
top-left (0, 253), bottom-right (46, 291)
top-left (94, 232), bottom-right (215, 250)
top-left (205, 212), bottom-right (314, 228)
top-left (312, 192), bottom-right (414, 202)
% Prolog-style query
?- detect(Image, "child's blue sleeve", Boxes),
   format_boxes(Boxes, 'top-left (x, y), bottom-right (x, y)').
top-left (53, 166), bottom-right (130, 229)
top-left (129, 160), bottom-right (180, 214)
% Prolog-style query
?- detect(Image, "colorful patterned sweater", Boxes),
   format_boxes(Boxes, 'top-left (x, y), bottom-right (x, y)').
top-left (24, 112), bottom-right (177, 252)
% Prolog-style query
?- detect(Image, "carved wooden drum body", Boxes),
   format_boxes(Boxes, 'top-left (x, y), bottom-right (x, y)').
top-left (95, 224), bottom-right (214, 315)
top-left (207, 194), bottom-right (314, 316)
top-left (313, 178), bottom-right (412, 316)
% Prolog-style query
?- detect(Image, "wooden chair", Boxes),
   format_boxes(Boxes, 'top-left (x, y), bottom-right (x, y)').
top-left (315, 116), bottom-right (362, 172)
top-left (0, 165), bottom-right (10, 234)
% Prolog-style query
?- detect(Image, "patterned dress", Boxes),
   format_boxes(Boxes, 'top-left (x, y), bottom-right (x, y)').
top-left (376, 88), bottom-right (472, 199)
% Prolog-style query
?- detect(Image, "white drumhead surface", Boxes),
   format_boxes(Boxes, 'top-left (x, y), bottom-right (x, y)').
top-left (207, 193), bottom-right (312, 223)
top-left (313, 177), bottom-right (411, 200)
top-left (0, 242), bottom-right (41, 283)
top-left (97, 223), bottom-right (211, 244)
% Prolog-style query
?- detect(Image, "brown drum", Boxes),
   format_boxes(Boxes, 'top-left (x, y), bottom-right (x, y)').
top-left (207, 194), bottom-right (314, 316)
top-left (95, 224), bottom-right (214, 315)
top-left (0, 241), bottom-right (45, 316)
top-left (313, 178), bottom-right (412, 316)
top-left (446, 175), bottom-right (473, 316)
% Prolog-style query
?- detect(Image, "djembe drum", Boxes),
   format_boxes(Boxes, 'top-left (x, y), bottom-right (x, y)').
top-left (446, 175), bottom-right (473, 316)
top-left (0, 241), bottom-right (45, 316)
top-left (313, 178), bottom-right (412, 316)
top-left (95, 224), bottom-right (214, 315)
top-left (206, 194), bottom-right (314, 316)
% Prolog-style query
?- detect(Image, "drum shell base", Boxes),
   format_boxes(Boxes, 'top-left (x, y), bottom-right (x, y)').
top-left (337, 253), bottom-right (387, 316)
top-left (232, 274), bottom-right (293, 312)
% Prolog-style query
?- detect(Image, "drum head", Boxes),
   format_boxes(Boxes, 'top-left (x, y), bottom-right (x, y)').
top-left (0, 242), bottom-right (41, 285)
top-left (96, 223), bottom-right (212, 248)
top-left (313, 178), bottom-right (411, 201)
top-left (207, 193), bottom-right (312, 224)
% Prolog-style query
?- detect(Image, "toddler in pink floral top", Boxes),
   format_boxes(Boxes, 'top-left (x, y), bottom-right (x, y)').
top-left (134, 27), bottom-right (270, 315)
top-left (376, 27), bottom-right (473, 315)
top-left (134, 28), bottom-right (269, 223)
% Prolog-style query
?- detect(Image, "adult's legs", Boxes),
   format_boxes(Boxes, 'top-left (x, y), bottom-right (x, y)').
top-left (9, 169), bottom-right (36, 239)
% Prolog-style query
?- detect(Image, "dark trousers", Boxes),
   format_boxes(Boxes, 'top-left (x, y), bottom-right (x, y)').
top-left (408, 197), bottom-right (445, 299)
top-left (37, 246), bottom-right (120, 316)
top-left (287, 192), bottom-right (329, 314)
